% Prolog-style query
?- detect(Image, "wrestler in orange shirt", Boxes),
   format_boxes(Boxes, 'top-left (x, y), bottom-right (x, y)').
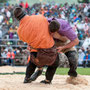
top-left (14, 7), bottom-right (59, 84)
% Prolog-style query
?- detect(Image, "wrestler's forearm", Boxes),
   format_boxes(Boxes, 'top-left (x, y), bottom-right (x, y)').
top-left (58, 36), bottom-right (68, 42)
top-left (62, 38), bottom-right (79, 49)
top-left (52, 32), bottom-right (68, 42)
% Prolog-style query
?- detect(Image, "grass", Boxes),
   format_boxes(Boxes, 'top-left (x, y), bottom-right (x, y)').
top-left (0, 68), bottom-right (90, 75)
top-left (56, 68), bottom-right (90, 75)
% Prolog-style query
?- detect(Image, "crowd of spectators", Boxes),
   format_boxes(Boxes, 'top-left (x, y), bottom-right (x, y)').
top-left (1, 46), bottom-right (29, 66)
top-left (0, 1), bottom-right (90, 66)
top-left (78, 45), bottom-right (90, 67)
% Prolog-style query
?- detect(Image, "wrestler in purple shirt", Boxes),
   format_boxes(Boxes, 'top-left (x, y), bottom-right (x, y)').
top-left (29, 18), bottom-right (79, 84)
top-left (48, 18), bottom-right (79, 52)
top-left (48, 18), bottom-right (77, 41)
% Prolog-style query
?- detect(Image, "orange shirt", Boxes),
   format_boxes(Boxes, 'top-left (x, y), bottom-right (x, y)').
top-left (7, 52), bottom-right (15, 59)
top-left (17, 15), bottom-right (54, 49)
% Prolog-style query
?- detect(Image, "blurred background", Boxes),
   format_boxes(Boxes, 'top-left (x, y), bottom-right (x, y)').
top-left (0, 0), bottom-right (90, 68)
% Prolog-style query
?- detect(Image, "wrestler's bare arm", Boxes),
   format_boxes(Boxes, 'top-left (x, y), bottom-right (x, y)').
top-left (52, 32), bottom-right (68, 42)
top-left (57, 38), bottom-right (79, 52)
top-left (58, 35), bottom-right (68, 42)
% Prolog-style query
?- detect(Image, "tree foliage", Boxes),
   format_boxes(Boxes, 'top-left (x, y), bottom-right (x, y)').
top-left (78, 0), bottom-right (89, 3)
top-left (0, 0), bottom-right (8, 3)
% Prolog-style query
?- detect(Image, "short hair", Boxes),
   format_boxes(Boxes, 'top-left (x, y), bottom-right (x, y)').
top-left (13, 7), bottom-right (23, 20)
top-left (49, 20), bottom-right (60, 33)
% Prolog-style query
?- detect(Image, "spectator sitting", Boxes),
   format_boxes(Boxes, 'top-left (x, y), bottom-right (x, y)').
top-left (6, 43), bottom-right (13, 51)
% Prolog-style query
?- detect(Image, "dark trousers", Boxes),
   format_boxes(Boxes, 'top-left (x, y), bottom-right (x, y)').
top-left (25, 52), bottom-right (59, 82)
top-left (7, 58), bottom-right (14, 66)
top-left (83, 61), bottom-right (87, 68)
top-left (65, 51), bottom-right (78, 77)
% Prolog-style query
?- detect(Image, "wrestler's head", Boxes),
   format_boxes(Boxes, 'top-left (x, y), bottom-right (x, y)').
top-left (49, 20), bottom-right (60, 33)
top-left (13, 7), bottom-right (26, 21)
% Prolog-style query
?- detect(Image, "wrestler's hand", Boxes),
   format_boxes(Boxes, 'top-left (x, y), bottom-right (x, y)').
top-left (57, 46), bottom-right (65, 52)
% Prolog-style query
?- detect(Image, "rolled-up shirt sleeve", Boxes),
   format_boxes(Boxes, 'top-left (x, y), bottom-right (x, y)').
top-left (60, 21), bottom-right (77, 41)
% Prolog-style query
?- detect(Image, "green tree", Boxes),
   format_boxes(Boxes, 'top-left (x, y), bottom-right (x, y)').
top-left (78, 0), bottom-right (89, 3)
top-left (0, 0), bottom-right (8, 3)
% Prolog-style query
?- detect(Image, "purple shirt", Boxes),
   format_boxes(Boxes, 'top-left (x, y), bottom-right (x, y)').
top-left (48, 18), bottom-right (77, 41)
